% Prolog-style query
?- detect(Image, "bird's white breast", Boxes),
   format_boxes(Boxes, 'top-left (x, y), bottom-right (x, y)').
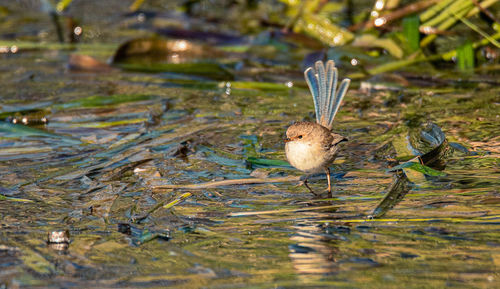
top-left (285, 141), bottom-right (326, 173)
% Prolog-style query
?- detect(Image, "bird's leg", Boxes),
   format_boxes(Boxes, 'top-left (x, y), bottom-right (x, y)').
top-left (303, 177), bottom-right (317, 196)
top-left (325, 167), bottom-right (332, 198)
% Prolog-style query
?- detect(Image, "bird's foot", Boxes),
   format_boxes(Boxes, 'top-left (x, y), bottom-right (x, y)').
top-left (297, 180), bottom-right (318, 196)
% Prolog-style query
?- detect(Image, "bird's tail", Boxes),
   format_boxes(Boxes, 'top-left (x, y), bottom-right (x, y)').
top-left (304, 60), bottom-right (350, 130)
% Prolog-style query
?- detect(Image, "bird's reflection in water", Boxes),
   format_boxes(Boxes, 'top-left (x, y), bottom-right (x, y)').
top-left (289, 220), bottom-right (340, 278)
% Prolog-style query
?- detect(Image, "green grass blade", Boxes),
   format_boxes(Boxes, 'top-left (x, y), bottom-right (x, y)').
top-left (403, 15), bottom-right (421, 52)
top-left (456, 41), bottom-right (475, 72)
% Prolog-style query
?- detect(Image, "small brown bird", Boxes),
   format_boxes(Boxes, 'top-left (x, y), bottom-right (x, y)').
top-left (285, 60), bottom-right (350, 197)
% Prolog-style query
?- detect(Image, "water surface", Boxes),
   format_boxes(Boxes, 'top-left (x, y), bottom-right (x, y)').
top-left (1, 2), bottom-right (500, 289)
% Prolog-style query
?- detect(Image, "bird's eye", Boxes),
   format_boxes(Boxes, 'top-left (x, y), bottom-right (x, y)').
top-left (298, 135), bottom-right (302, 139)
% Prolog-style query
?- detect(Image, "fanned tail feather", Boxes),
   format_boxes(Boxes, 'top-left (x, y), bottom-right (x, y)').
top-left (325, 60), bottom-right (337, 126)
top-left (304, 60), bottom-right (350, 130)
top-left (315, 61), bottom-right (327, 124)
top-left (304, 67), bottom-right (320, 121)
top-left (328, 78), bottom-right (350, 126)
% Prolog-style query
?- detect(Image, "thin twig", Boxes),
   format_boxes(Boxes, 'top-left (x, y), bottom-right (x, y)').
top-left (229, 205), bottom-right (338, 217)
top-left (132, 192), bottom-right (192, 223)
top-left (454, 12), bottom-right (500, 48)
top-left (470, 0), bottom-right (500, 23)
top-left (0, 194), bottom-right (34, 203)
top-left (466, 0), bottom-right (499, 18)
top-left (317, 214), bottom-right (500, 223)
top-left (348, 0), bottom-right (439, 31)
top-left (152, 176), bottom-right (302, 190)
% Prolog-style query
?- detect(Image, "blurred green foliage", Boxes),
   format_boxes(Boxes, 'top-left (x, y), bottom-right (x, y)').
top-left (6, 0), bottom-right (500, 76)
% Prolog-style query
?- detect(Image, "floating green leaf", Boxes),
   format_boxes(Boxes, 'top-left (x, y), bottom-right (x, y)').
top-left (387, 161), bottom-right (446, 176)
top-left (246, 157), bottom-right (291, 167)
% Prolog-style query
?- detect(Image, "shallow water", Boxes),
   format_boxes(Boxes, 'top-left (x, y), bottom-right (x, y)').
top-left (1, 46), bottom-right (499, 288)
top-left (1, 3), bottom-right (500, 289)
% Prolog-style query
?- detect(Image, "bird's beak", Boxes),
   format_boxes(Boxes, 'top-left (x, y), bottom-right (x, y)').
top-left (333, 137), bottom-right (348, 145)
top-left (284, 137), bottom-right (291, 143)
